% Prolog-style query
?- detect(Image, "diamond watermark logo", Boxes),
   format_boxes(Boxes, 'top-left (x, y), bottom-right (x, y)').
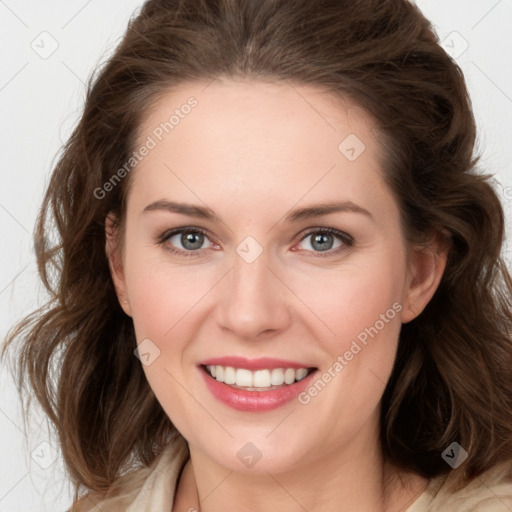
top-left (31, 441), bottom-right (58, 469)
top-left (134, 338), bottom-right (161, 366)
top-left (441, 442), bottom-right (468, 469)
top-left (441, 31), bottom-right (469, 60)
top-left (237, 442), bottom-right (263, 468)
top-left (236, 236), bottom-right (263, 264)
top-left (30, 31), bottom-right (59, 60)
top-left (338, 133), bottom-right (366, 161)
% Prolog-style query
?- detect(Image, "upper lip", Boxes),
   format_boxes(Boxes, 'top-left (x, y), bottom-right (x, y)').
top-left (199, 356), bottom-right (316, 371)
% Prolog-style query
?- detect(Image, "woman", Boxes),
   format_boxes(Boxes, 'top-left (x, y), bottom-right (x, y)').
top-left (3, 0), bottom-right (512, 510)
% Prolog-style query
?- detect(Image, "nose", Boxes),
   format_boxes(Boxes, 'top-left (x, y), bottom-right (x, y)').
top-left (215, 250), bottom-right (292, 339)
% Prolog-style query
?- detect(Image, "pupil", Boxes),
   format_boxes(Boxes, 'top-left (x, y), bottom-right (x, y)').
top-left (182, 232), bottom-right (203, 250)
top-left (312, 233), bottom-right (333, 251)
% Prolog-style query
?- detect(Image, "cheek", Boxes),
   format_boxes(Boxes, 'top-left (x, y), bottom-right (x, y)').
top-left (122, 246), bottom-right (218, 398)
top-left (291, 248), bottom-right (408, 417)
top-left (123, 252), bottom-right (199, 412)
top-left (123, 241), bottom-right (206, 339)
top-left (290, 267), bottom-right (405, 437)
top-left (127, 269), bottom-right (172, 341)
top-left (292, 252), bottom-right (406, 350)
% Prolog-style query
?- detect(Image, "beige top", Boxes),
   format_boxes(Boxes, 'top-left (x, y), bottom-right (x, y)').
top-left (74, 435), bottom-right (512, 511)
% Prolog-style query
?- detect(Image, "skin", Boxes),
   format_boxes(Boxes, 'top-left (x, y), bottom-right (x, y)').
top-left (106, 78), bottom-right (448, 512)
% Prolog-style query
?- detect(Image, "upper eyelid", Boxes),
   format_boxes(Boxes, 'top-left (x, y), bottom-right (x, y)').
top-left (160, 226), bottom-right (213, 242)
top-left (300, 227), bottom-right (352, 241)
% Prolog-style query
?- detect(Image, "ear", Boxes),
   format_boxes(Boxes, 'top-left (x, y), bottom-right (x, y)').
top-left (401, 230), bottom-right (450, 324)
top-left (105, 213), bottom-right (132, 317)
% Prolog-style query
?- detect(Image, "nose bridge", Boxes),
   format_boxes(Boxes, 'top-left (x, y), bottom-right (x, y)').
top-left (216, 247), bottom-right (290, 337)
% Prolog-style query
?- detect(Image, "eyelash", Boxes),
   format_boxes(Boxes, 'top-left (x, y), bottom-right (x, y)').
top-left (156, 226), bottom-right (354, 258)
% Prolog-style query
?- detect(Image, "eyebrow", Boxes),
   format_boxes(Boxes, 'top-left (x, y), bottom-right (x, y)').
top-left (142, 199), bottom-right (373, 222)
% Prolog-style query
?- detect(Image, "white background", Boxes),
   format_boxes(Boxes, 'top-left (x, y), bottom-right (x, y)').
top-left (1, 1), bottom-right (511, 510)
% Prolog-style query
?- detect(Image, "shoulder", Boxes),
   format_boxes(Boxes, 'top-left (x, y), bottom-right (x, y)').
top-left (408, 460), bottom-right (512, 512)
top-left (67, 435), bottom-right (189, 512)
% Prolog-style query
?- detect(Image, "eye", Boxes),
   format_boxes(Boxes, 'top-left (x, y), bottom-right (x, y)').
top-left (157, 226), bottom-right (353, 258)
top-left (157, 227), bottom-right (217, 256)
top-left (295, 228), bottom-right (353, 256)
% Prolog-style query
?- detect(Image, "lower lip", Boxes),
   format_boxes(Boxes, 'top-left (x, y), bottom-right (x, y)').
top-left (199, 366), bottom-right (317, 412)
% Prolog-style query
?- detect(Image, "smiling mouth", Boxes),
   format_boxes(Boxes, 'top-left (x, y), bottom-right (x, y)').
top-left (201, 364), bottom-right (317, 391)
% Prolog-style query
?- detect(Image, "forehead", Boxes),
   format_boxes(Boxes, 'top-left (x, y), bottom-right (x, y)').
top-left (128, 78), bottom-right (393, 220)
top-left (136, 78), bottom-right (379, 159)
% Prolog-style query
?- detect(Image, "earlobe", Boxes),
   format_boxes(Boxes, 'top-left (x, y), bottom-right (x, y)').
top-left (105, 214), bottom-right (132, 317)
top-left (401, 230), bottom-right (451, 324)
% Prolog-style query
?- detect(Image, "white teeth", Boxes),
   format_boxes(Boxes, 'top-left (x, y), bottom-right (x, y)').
top-left (270, 368), bottom-right (285, 386)
top-left (206, 365), bottom-right (312, 388)
top-left (284, 368), bottom-right (296, 384)
top-left (236, 368), bottom-right (253, 387)
top-left (253, 370), bottom-right (271, 387)
top-left (223, 366), bottom-right (236, 385)
top-left (296, 368), bottom-right (308, 381)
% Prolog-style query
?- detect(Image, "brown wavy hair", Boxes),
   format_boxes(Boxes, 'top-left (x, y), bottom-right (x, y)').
top-left (3, 0), bottom-right (512, 506)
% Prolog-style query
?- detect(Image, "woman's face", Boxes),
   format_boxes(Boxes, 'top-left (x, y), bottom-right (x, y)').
top-left (108, 78), bottom-right (441, 474)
